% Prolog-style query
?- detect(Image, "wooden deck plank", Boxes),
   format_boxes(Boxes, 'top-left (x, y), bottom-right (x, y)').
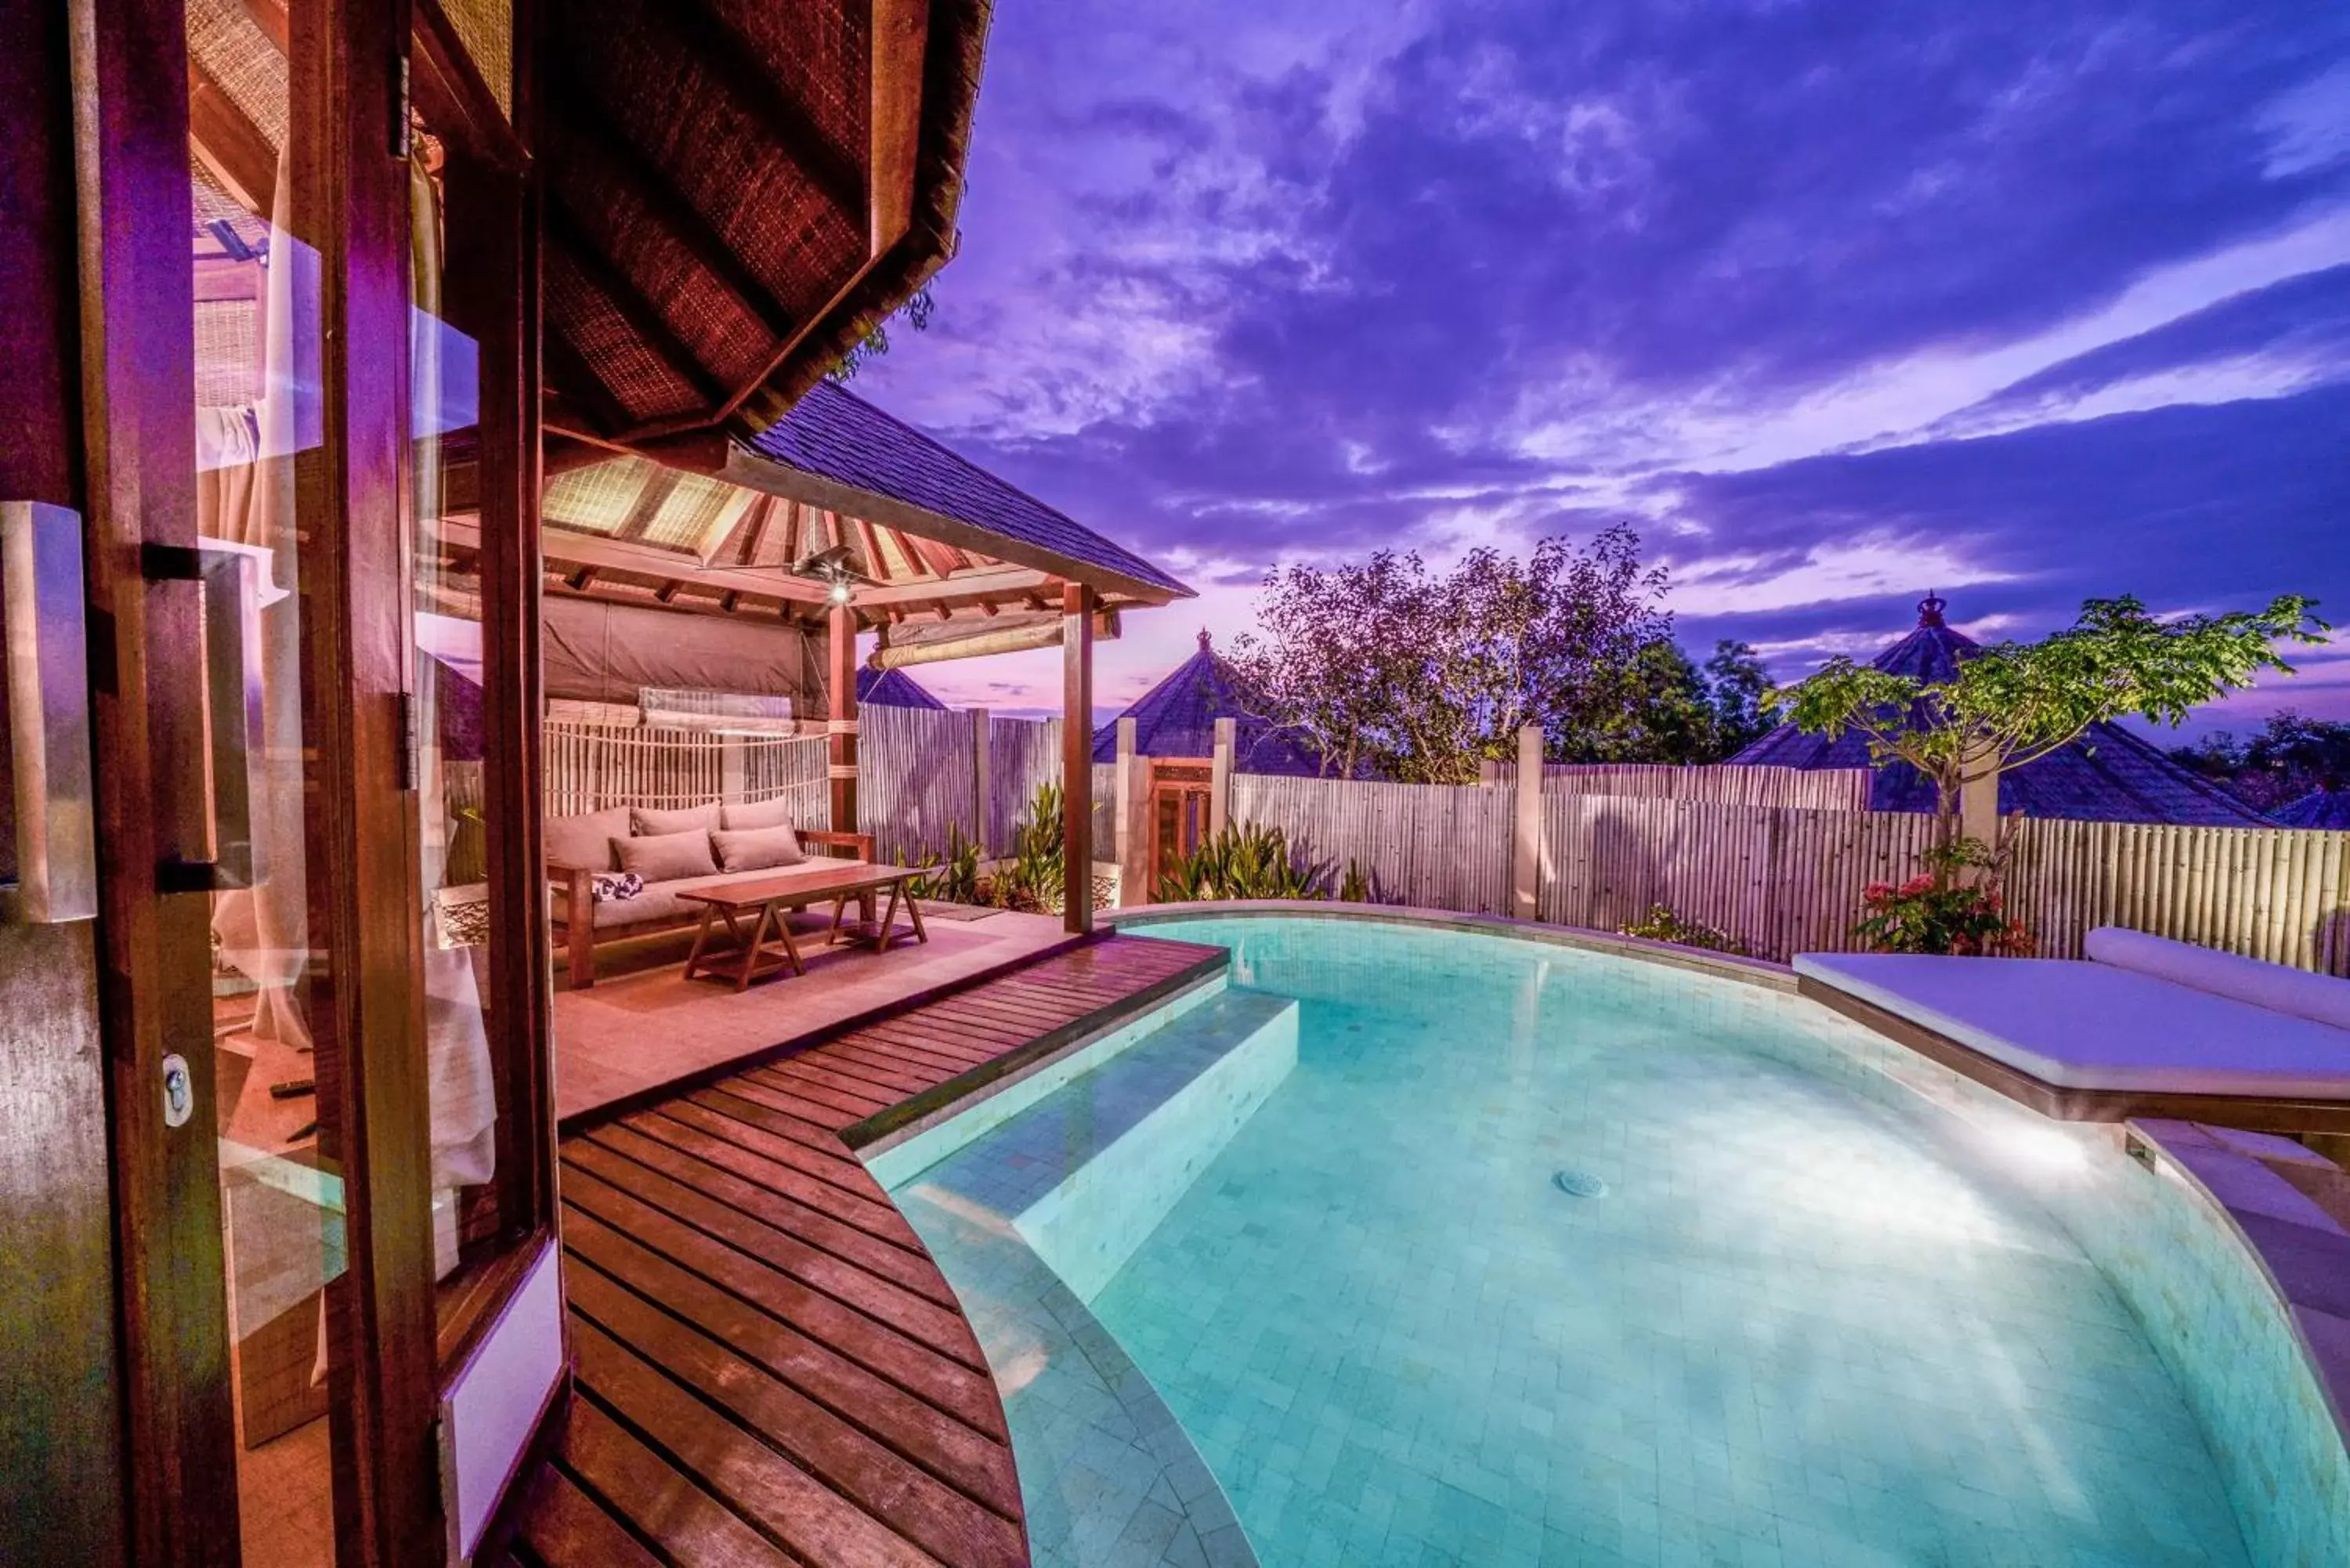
top-left (570, 1264), bottom-right (1025, 1564)
top-left (516, 935), bottom-right (1231, 1568)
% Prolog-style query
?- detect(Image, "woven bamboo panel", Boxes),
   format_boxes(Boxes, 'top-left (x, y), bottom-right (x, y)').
top-left (543, 721), bottom-right (824, 819)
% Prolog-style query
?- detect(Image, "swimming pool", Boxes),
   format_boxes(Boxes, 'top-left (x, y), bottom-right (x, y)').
top-left (879, 914), bottom-right (2276, 1566)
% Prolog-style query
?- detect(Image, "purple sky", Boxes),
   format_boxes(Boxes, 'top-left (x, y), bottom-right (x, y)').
top-left (854, 0), bottom-right (2350, 735)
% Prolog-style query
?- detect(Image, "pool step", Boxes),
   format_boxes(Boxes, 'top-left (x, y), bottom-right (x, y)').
top-left (978, 988), bottom-right (1300, 1301)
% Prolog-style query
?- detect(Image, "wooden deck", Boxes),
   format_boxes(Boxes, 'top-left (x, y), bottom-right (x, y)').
top-left (498, 934), bottom-right (1228, 1568)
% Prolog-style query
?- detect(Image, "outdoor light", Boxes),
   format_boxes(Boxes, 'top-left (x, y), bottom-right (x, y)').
top-left (788, 542), bottom-right (877, 609)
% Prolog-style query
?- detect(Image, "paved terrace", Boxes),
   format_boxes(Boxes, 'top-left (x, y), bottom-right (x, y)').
top-left (496, 934), bottom-right (1228, 1567)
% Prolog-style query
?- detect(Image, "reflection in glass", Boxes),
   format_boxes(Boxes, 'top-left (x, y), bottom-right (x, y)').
top-left (188, 0), bottom-right (342, 1560)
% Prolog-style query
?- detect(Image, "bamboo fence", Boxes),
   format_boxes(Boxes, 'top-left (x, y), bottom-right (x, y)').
top-left (591, 711), bottom-right (2350, 977)
top-left (1475, 759), bottom-right (1870, 807)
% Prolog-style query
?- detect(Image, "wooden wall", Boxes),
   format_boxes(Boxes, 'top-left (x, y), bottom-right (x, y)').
top-left (0, 2), bottom-right (127, 1560)
top-left (1233, 776), bottom-right (1515, 914)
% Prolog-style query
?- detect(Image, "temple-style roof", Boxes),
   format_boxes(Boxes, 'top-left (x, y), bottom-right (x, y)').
top-left (1732, 596), bottom-right (2274, 826)
top-left (2276, 789), bottom-right (2350, 830)
top-left (1090, 631), bottom-right (1325, 774)
top-left (540, 0), bottom-right (991, 443)
top-left (855, 667), bottom-right (946, 710)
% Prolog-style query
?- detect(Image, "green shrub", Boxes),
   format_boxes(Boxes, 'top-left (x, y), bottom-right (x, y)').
top-left (1853, 838), bottom-right (2034, 956)
top-left (986, 782), bottom-right (1067, 914)
top-left (907, 822), bottom-right (981, 905)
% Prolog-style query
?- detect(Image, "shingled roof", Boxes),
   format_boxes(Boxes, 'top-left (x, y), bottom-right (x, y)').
top-left (741, 380), bottom-right (1190, 601)
top-left (855, 666), bottom-right (946, 710)
top-left (2276, 789), bottom-right (2350, 829)
top-left (1732, 596), bottom-right (2275, 826)
top-left (1090, 630), bottom-right (1325, 775)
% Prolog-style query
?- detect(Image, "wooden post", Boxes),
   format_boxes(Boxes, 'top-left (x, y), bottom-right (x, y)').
top-left (829, 602), bottom-right (859, 837)
top-left (970, 706), bottom-right (990, 855)
top-left (1959, 749), bottom-right (2001, 858)
top-left (1115, 717), bottom-right (1148, 907)
top-left (1512, 724), bottom-right (1544, 921)
top-left (1210, 717), bottom-right (1235, 836)
top-left (1061, 583), bottom-right (1094, 931)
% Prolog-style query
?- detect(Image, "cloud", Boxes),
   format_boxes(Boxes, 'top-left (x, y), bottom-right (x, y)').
top-left (844, 0), bottom-right (2350, 719)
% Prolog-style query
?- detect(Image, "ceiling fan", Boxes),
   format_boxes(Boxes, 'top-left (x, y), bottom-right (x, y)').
top-left (787, 543), bottom-right (878, 605)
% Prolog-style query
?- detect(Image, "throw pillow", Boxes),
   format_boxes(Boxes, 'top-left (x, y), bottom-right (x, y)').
top-left (710, 823), bottom-right (807, 873)
top-left (590, 872), bottom-right (645, 903)
top-left (632, 802), bottom-right (721, 836)
top-left (613, 828), bottom-right (719, 883)
top-left (545, 806), bottom-right (632, 873)
top-left (720, 797), bottom-right (797, 831)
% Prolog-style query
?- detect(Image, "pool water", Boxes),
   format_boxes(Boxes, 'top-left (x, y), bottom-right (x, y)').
top-left (898, 918), bottom-right (2255, 1567)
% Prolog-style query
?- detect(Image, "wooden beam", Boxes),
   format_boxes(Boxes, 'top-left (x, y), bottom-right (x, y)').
top-left (855, 566), bottom-right (1050, 608)
top-left (732, 493), bottom-right (776, 566)
top-left (189, 67), bottom-right (275, 215)
top-left (443, 518), bottom-right (830, 604)
top-left (611, 467), bottom-right (682, 543)
top-left (1063, 582), bottom-right (1097, 933)
top-left (564, 565), bottom-right (598, 592)
top-left (870, 0), bottom-right (929, 255)
top-left (544, 196), bottom-right (729, 409)
top-left (830, 602), bottom-right (860, 834)
top-left (654, 580), bottom-right (683, 604)
top-left (719, 591), bottom-right (741, 613)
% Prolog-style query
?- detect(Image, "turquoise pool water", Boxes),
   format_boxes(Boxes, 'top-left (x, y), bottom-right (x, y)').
top-left (888, 917), bottom-right (2258, 1567)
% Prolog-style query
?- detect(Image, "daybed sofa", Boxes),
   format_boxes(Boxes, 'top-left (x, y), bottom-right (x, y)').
top-left (547, 798), bottom-right (873, 988)
top-left (1795, 927), bottom-right (2350, 1125)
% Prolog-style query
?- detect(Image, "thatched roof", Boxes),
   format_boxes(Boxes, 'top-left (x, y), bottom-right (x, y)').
top-left (540, 0), bottom-right (992, 443)
top-left (1732, 596), bottom-right (2273, 826)
top-left (1090, 631), bottom-right (1324, 774)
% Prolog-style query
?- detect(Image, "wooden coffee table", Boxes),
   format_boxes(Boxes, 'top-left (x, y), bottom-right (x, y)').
top-left (677, 862), bottom-right (928, 991)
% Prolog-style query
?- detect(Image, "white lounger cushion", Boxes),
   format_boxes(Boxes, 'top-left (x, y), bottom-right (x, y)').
top-left (1794, 952), bottom-right (2350, 1100)
top-left (2085, 926), bottom-right (2350, 1032)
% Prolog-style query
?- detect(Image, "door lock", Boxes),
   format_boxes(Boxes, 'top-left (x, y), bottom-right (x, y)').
top-left (161, 1053), bottom-right (193, 1129)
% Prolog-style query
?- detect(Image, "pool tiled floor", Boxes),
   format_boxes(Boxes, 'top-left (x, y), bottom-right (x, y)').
top-left (1068, 922), bottom-right (2253, 1567)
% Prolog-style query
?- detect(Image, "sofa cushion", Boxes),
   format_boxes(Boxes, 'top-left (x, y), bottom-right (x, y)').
top-left (547, 806), bottom-right (632, 873)
top-left (710, 822), bottom-right (805, 873)
top-left (614, 828), bottom-right (718, 883)
top-left (633, 802), bottom-right (721, 836)
top-left (721, 797), bottom-right (799, 831)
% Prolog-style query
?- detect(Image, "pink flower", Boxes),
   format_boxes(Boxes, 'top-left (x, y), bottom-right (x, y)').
top-left (1897, 874), bottom-right (1934, 897)
top-left (1862, 882), bottom-right (1893, 901)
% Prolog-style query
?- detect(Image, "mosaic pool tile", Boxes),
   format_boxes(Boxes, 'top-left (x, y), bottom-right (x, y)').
top-left (892, 914), bottom-right (2350, 1566)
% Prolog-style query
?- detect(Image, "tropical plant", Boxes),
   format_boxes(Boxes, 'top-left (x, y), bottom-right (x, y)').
top-left (1771, 593), bottom-right (2325, 862)
top-left (1852, 839), bottom-right (2034, 956)
top-left (985, 781), bottom-right (1067, 914)
top-left (906, 822), bottom-right (981, 905)
top-left (1336, 858), bottom-right (1389, 905)
top-left (1618, 905), bottom-right (1751, 956)
top-left (1155, 822), bottom-right (1332, 902)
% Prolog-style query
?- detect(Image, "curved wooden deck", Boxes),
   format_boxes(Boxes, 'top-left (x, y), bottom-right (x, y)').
top-left (498, 934), bottom-right (1228, 1568)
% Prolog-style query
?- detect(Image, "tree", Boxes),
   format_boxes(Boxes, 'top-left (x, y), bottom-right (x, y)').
top-left (1772, 594), bottom-right (2326, 864)
top-left (2171, 711), bottom-right (2350, 811)
top-left (1228, 526), bottom-right (1681, 782)
top-left (829, 284), bottom-right (937, 381)
top-left (1701, 641), bottom-right (1773, 756)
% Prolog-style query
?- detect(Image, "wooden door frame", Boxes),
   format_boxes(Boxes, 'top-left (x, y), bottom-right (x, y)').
top-left (70, 0), bottom-right (242, 1561)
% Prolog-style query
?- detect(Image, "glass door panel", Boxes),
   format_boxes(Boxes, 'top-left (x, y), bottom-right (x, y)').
top-left (186, 1), bottom-right (354, 1559)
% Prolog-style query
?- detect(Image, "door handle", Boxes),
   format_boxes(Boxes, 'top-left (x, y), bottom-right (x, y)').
top-left (1, 500), bottom-right (97, 923)
top-left (143, 538), bottom-right (269, 892)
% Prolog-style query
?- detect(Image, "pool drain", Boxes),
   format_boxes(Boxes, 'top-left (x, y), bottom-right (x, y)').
top-left (1553, 1169), bottom-right (1608, 1198)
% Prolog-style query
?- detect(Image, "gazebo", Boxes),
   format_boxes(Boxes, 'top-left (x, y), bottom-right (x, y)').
top-left (1732, 596), bottom-right (2274, 826)
top-left (504, 378), bottom-right (1194, 930)
top-left (857, 666), bottom-right (947, 709)
top-left (2277, 789), bottom-right (2350, 830)
top-left (1090, 630), bottom-right (1323, 775)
